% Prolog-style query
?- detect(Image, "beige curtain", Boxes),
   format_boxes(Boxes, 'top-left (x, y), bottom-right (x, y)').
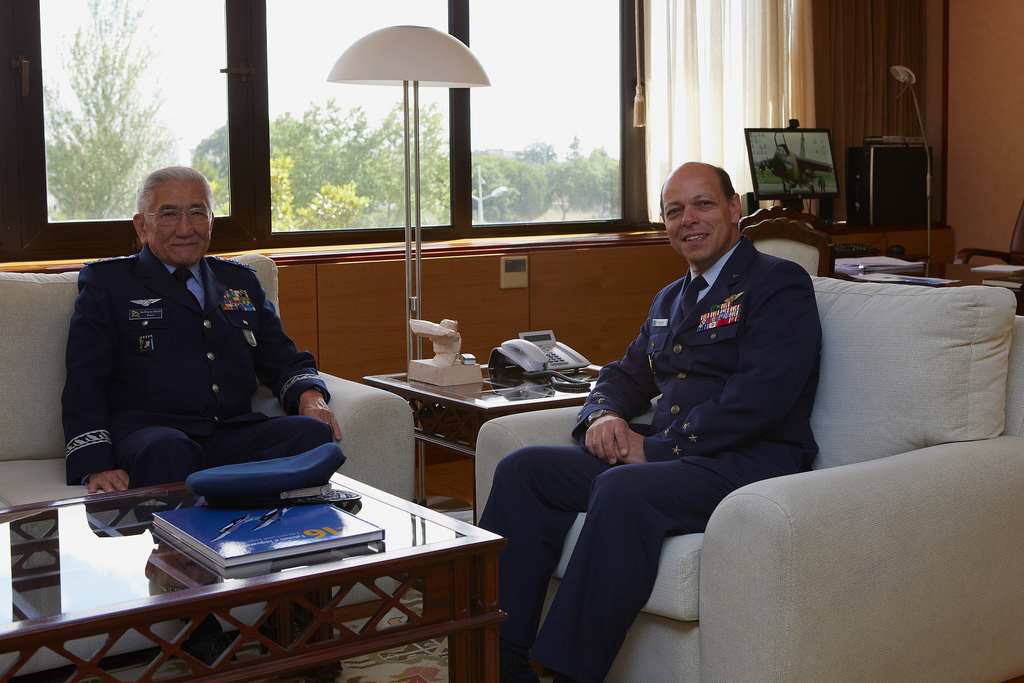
top-left (810, 0), bottom-right (925, 220)
top-left (643, 0), bottom-right (813, 220)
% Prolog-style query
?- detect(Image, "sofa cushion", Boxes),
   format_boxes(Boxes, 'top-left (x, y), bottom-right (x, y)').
top-left (0, 460), bottom-right (86, 507)
top-left (810, 278), bottom-right (1016, 469)
top-left (0, 271), bottom-right (81, 463)
top-left (554, 515), bottom-right (704, 622)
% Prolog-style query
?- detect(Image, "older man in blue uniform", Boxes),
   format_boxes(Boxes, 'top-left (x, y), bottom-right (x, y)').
top-left (62, 167), bottom-right (340, 494)
top-left (480, 162), bottom-right (823, 683)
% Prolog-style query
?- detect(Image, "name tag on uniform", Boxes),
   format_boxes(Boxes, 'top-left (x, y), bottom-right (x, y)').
top-left (129, 308), bottom-right (163, 320)
top-left (652, 318), bottom-right (669, 327)
top-left (221, 289), bottom-right (256, 311)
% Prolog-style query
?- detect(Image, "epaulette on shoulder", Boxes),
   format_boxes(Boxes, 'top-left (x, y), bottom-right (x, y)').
top-left (209, 255), bottom-right (255, 272)
top-left (85, 254), bottom-right (136, 267)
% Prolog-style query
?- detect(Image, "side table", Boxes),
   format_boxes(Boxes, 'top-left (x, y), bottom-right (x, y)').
top-left (364, 367), bottom-right (597, 513)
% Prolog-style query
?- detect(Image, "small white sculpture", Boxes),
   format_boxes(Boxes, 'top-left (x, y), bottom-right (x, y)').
top-left (407, 319), bottom-right (483, 386)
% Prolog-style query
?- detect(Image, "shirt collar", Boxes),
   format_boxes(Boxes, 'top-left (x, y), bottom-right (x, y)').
top-left (163, 262), bottom-right (202, 282)
top-left (687, 240), bottom-right (741, 293)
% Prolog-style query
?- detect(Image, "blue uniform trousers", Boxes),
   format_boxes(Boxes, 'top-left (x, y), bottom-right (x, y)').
top-left (479, 444), bottom-right (737, 683)
top-left (114, 416), bottom-right (335, 488)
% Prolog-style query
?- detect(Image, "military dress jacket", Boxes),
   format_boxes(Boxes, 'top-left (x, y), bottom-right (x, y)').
top-left (61, 246), bottom-right (328, 484)
top-left (575, 236), bottom-right (822, 484)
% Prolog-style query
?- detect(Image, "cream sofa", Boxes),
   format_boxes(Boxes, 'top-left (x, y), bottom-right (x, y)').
top-left (0, 252), bottom-right (414, 508)
top-left (475, 277), bottom-right (1024, 683)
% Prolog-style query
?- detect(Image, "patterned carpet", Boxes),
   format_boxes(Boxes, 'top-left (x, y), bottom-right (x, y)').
top-left (337, 638), bottom-right (558, 683)
top-left (53, 634), bottom-right (563, 682)
top-left (335, 638), bottom-right (448, 682)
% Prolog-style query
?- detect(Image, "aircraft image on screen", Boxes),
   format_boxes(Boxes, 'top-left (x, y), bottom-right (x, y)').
top-left (755, 131), bottom-right (835, 195)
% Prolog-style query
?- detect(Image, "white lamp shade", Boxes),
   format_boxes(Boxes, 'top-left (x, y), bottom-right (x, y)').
top-left (327, 25), bottom-right (490, 88)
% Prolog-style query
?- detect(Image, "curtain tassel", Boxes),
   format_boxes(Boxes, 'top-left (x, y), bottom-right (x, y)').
top-left (634, 83), bottom-right (646, 128)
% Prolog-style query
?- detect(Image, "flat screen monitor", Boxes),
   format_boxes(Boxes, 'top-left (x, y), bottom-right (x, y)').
top-left (744, 128), bottom-right (840, 202)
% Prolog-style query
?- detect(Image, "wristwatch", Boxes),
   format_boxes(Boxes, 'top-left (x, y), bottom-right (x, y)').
top-left (586, 409), bottom-right (617, 427)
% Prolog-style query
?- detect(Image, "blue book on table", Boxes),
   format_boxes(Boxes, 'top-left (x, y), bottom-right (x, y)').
top-left (153, 503), bottom-right (384, 570)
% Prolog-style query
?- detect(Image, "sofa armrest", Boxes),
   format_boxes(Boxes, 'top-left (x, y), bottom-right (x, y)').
top-left (699, 436), bottom-right (1024, 683)
top-left (322, 374), bottom-right (414, 500)
top-left (250, 373), bottom-right (414, 500)
top-left (474, 406), bottom-right (580, 516)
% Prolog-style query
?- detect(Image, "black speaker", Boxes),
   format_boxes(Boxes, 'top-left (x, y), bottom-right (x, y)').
top-left (845, 146), bottom-right (929, 225)
top-left (743, 192), bottom-right (758, 217)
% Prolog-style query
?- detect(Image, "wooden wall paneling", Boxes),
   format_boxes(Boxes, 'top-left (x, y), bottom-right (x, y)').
top-left (420, 254), bottom-right (530, 366)
top-left (275, 263), bottom-right (319, 360)
top-left (316, 259), bottom-right (407, 380)
top-left (315, 254), bottom-right (530, 380)
top-left (528, 242), bottom-right (684, 366)
top-left (948, 1), bottom-right (1024, 255)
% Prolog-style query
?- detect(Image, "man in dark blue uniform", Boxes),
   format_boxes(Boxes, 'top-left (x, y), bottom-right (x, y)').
top-left (62, 167), bottom-right (340, 494)
top-left (480, 162), bottom-right (822, 683)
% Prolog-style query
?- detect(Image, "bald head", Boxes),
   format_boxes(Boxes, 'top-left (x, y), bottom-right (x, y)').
top-left (660, 163), bottom-right (742, 273)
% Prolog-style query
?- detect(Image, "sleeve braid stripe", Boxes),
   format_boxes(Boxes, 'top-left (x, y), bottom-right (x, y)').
top-left (280, 372), bottom-right (321, 398)
top-left (65, 430), bottom-right (111, 458)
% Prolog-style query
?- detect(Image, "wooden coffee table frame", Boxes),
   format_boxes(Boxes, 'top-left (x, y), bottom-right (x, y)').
top-left (0, 475), bottom-right (505, 682)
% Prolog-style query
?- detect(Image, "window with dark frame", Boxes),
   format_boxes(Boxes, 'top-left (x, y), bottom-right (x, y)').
top-left (0, 0), bottom-right (649, 263)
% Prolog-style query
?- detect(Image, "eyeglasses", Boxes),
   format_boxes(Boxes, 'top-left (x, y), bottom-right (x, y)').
top-left (144, 208), bottom-right (213, 227)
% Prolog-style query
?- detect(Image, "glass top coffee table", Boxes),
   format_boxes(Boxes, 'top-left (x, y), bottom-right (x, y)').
top-left (0, 474), bottom-right (504, 682)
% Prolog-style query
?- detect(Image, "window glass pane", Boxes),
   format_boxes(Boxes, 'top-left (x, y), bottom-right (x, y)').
top-left (40, 0), bottom-right (228, 222)
top-left (266, 1), bottom-right (449, 233)
top-left (471, 0), bottom-right (620, 225)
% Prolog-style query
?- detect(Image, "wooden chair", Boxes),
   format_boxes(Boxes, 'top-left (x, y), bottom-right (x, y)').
top-left (740, 207), bottom-right (834, 277)
top-left (954, 198), bottom-right (1024, 265)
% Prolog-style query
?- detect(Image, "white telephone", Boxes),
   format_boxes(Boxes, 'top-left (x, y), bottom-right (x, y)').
top-left (494, 331), bottom-right (590, 373)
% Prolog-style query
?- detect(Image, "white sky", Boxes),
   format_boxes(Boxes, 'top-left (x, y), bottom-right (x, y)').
top-left (40, 0), bottom-right (620, 166)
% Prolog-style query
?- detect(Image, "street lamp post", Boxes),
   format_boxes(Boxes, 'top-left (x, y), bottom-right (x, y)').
top-left (473, 165), bottom-right (507, 223)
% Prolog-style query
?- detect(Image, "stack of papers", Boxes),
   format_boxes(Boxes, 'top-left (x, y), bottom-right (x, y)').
top-left (835, 256), bottom-right (925, 274)
top-left (851, 273), bottom-right (959, 285)
top-left (970, 264), bottom-right (1024, 273)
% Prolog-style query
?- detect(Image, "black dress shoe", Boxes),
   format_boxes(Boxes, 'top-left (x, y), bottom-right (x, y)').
top-left (499, 638), bottom-right (540, 683)
top-left (502, 670), bottom-right (541, 683)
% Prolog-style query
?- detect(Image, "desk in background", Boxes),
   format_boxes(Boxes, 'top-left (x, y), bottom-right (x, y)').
top-left (825, 222), bottom-right (953, 262)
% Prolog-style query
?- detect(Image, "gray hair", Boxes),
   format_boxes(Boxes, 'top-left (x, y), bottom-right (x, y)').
top-left (136, 167), bottom-right (214, 214)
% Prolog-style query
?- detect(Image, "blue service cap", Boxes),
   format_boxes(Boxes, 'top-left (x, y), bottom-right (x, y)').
top-left (186, 443), bottom-right (346, 507)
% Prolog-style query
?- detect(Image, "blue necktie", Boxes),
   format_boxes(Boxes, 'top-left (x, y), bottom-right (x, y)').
top-left (682, 275), bottom-right (707, 317)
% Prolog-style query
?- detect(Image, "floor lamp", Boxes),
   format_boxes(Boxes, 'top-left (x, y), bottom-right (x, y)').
top-left (890, 64), bottom-right (932, 260)
top-left (327, 26), bottom-right (490, 364)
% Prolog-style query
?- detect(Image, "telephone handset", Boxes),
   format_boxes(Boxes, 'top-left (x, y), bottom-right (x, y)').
top-left (488, 331), bottom-right (591, 393)
top-left (494, 338), bottom-right (549, 372)
top-left (500, 331), bottom-right (590, 372)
